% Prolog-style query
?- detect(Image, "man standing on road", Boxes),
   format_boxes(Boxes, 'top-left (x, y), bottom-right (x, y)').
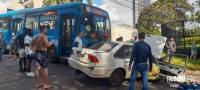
top-left (30, 26), bottom-right (53, 89)
top-left (0, 32), bottom-right (4, 61)
top-left (24, 28), bottom-right (35, 77)
top-left (128, 32), bottom-right (153, 90)
top-left (166, 38), bottom-right (176, 62)
top-left (9, 33), bottom-right (17, 58)
top-left (15, 28), bottom-right (27, 72)
top-left (74, 32), bottom-right (83, 49)
top-left (74, 32), bottom-right (83, 75)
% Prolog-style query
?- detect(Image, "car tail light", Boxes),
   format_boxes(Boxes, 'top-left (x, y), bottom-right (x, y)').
top-left (88, 54), bottom-right (99, 63)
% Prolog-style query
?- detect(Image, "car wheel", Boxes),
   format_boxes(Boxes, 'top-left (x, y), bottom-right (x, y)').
top-left (107, 69), bottom-right (125, 87)
top-left (47, 46), bottom-right (59, 63)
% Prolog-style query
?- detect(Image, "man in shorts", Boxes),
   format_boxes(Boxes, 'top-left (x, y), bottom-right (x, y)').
top-left (15, 28), bottom-right (27, 72)
top-left (30, 26), bottom-right (53, 89)
top-left (166, 38), bottom-right (176, 62)
top-left (9, 33), bottom-right (17, 58)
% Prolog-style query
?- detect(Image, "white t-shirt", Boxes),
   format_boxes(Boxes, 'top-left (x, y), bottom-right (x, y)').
top-left (24, 35), bottom-right (33, 55)
top-left (75, 37), bottom-right (83, 49)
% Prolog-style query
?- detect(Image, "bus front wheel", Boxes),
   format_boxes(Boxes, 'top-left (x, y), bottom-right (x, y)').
top-left (48, 46), bottom-right (59, 63)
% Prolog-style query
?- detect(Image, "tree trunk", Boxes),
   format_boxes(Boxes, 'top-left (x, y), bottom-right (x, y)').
top-left (56, 0), bottom-right (60, 4)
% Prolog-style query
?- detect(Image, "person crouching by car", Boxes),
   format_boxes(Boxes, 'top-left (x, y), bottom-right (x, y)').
top-left (74, 32), bottom-right (83, 75)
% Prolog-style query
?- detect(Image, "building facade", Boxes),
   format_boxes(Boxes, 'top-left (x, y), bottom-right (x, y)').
top-left (22, 0), bottom-right (43, 8)
top-left (12, 0), bottom-right (43, 10)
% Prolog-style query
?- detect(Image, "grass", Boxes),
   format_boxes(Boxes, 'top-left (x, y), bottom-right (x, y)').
top-left (160, 53), bottom-right (200, 70)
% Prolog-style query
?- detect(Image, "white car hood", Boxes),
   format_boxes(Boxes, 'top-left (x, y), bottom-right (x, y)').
top-left (136, 35), bottom-right (167, 59)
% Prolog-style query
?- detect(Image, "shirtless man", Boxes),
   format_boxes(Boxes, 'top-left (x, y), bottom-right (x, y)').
top-left (30, 26), bottom-right (53, 89)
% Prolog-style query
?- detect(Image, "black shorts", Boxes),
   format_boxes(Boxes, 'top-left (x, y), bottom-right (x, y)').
top-left (35, 50), bottom-right (49, 68)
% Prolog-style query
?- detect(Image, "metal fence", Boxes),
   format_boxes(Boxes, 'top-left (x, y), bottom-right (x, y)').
top-left (161, 21), bottom-right (200, 49)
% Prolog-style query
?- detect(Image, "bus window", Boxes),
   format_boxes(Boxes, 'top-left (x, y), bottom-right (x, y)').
top-left (40, 11), bottom-right (57, 30)
top-left (26, 13), bottom-right (39, 29)
top-left (2, 16), bottom-right (11, 30)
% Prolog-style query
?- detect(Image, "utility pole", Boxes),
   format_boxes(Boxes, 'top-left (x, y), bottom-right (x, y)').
top-left (56, 0), bottom-right (60, 4)
top-left (132, 0), bottom-right (135, 28)
top-left (181, 20), bottom-right (186, 49)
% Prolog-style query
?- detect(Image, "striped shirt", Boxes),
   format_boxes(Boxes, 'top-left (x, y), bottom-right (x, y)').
top-left (0, 37), bottom-right (4, 48)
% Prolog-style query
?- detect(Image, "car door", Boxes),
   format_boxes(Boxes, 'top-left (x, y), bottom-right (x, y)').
top-left (114, 45), bottom-right (126, 68)
top-left (124, 45), bottom-right (133, 70)
top-left (114, 45), bottom-right (132, 70)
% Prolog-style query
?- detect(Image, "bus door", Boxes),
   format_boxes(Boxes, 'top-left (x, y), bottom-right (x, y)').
top-left (59, 14), bottom-right (75, 57)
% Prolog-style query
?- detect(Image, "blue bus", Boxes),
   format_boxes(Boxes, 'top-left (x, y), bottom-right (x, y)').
top-left (11, 3), bottom-right (111, 62)
top-left (0, 9), bottom-right (31, 51)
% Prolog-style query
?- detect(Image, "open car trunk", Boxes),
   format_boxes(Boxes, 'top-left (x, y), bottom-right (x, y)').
top-left (156, 54), bottom-right (188, 76)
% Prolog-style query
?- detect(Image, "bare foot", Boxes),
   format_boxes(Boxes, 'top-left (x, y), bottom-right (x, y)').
top-left (43, 85), bottom-right (52, 89)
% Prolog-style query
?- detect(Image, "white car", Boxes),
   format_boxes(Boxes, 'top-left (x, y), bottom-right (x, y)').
top-left (68, 35), bottom-right (167, 86)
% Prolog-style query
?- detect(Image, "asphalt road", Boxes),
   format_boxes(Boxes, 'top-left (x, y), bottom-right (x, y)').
top-left (0, 55), bottom-right (177, 90)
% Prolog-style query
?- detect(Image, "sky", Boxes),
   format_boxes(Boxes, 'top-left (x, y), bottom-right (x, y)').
top-left (0, 0), bottom-right (198, 26)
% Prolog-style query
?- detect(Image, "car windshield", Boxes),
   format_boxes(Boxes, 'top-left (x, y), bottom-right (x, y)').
top-left (89, 42), bottom-right (118, 52)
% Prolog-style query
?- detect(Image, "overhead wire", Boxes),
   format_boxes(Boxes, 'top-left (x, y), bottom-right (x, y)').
top-left (109, 0), bottom-right (133, 9)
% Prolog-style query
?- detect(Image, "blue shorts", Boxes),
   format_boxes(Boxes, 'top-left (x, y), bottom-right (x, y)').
top-left (35, 50), bottom-right (49, 68)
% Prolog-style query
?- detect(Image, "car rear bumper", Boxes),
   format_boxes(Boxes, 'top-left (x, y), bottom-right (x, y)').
top-left (68, 57), bottom-right (113, 78)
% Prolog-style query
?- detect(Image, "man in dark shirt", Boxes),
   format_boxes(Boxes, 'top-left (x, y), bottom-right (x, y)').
top-left (15, 28), bottom-right (28, 72)
top-left (128, 32), bottom-right (153, 90)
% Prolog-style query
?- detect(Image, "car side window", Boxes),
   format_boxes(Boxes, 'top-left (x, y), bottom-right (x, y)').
top-left (114, 45), bottom-right (125, 59)
top-left (124, 46), bottom-right (133, 59)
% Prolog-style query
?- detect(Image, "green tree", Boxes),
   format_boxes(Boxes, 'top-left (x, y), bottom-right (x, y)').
top-left (87, 0), bottom-right (92, 5)
top-left (136, 0), bottom-right (193, 34)
top-left (196, 0), bottom-right (200, 22)
top-left (43, 0), bottom-right (83, 6)
top-left (195, 11), bottom-right (200, 22)
top-left (196, 0), bottom-right (200, 7)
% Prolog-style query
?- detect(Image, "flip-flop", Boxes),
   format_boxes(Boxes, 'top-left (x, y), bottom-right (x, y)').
top-left (43, 85), bottom-right (52, 89)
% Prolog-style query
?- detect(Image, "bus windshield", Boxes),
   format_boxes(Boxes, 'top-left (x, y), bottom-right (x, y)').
top-left (82, 13), bottom-right (111, 42)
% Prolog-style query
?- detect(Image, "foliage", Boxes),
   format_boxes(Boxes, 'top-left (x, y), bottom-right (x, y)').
top-left (43, 0), bottom-right (92, 6)
top-left (87, 0), bottom-right (92, 5)
top-left (195, 0), bottom-right (200, 22)
top-left (161, 53), bottom-right (200, 70)
top-left (136, 0), bottom-right (193, 34)
top-left (196, 0), bottom-right (200, 7)
top-left (43, 0), bottom-right (83, 6)
top-left (181, 36), bottom-right (200, 46)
